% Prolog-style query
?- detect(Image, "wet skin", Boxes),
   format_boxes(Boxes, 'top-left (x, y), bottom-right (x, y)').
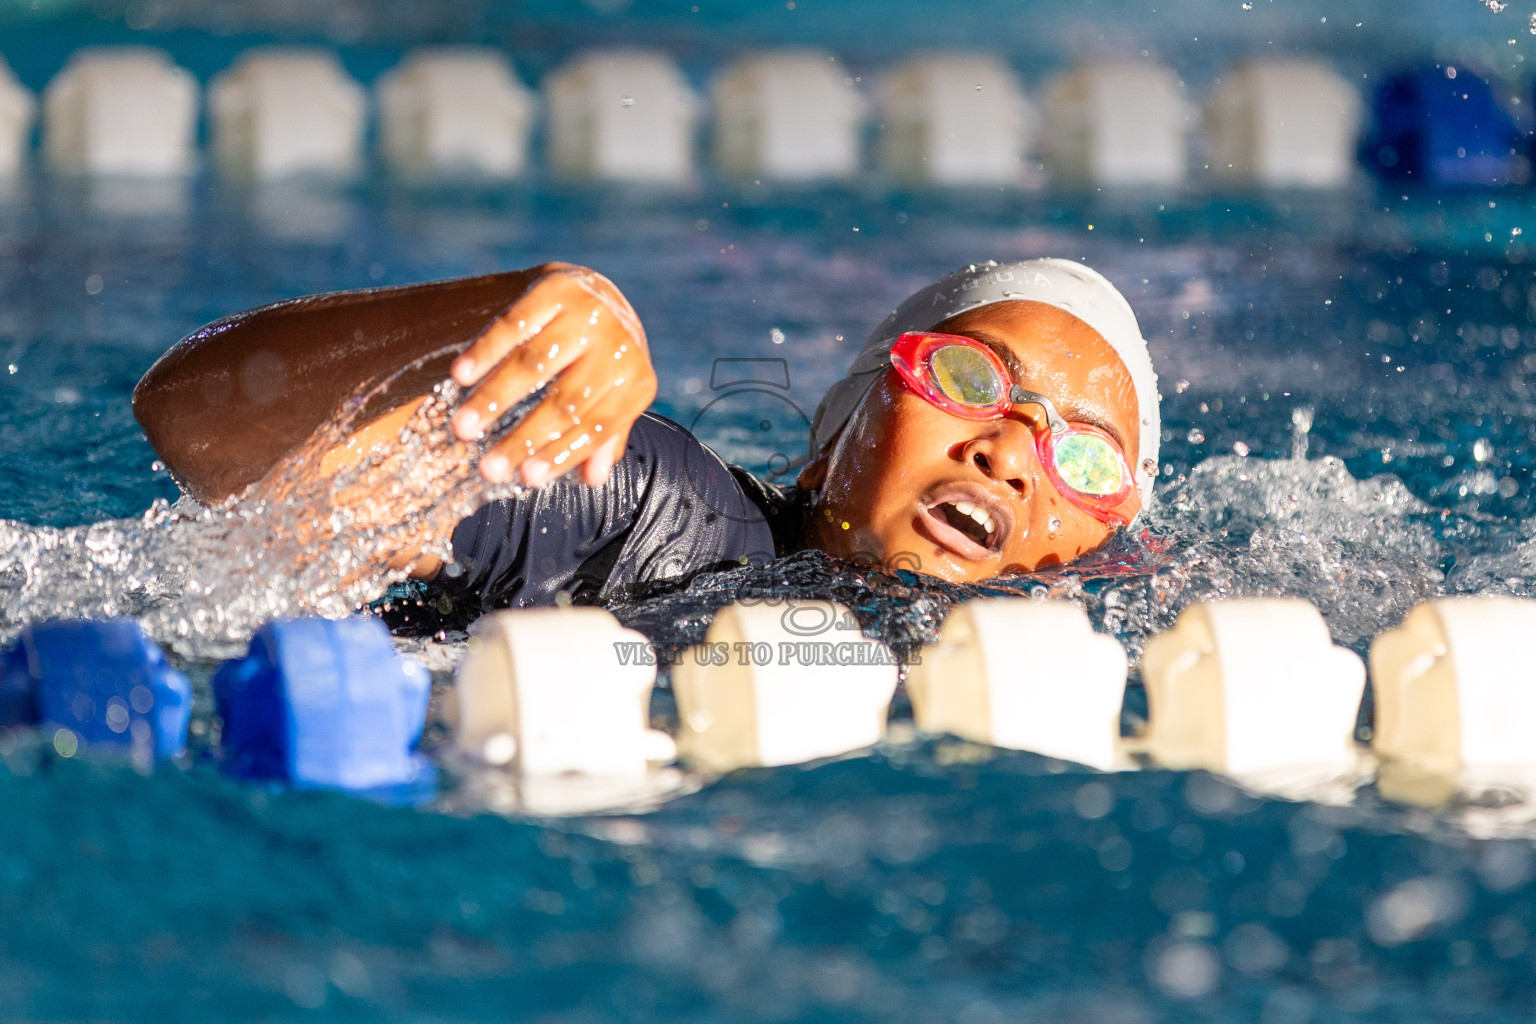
top-left (799, 300), bottom-right (1142, 584)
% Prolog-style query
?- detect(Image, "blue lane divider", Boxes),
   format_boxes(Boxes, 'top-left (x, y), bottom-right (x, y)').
top-left (1366, 65), bottom-right (1520, 187)
top-left (213, 616), bottom-right (432, 792)
top-left (0, 619), bottom-right (191, 759)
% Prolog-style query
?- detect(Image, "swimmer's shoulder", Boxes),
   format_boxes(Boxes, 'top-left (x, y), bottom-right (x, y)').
top-left (622, 411), bottom-right (742, 501)
top-left (623, 412), bottom-right (805, 556)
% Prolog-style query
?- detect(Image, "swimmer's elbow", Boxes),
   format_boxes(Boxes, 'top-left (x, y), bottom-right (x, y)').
top-left (132, 348), bottom-right (222, 503)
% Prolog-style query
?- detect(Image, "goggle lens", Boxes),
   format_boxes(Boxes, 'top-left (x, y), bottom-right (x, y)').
top-left (1053, 432), bottom-right (1126, 496)
top-left (928, 344), bottom-right (1006, 408)
top-left (891, 331), bottom-right (1139, 522)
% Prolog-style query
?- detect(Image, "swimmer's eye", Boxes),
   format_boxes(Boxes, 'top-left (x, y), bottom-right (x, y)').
top-left (928, 344), bottom-right (1006, 407)
top-left (1053, 433), bottom-right (1125, 496)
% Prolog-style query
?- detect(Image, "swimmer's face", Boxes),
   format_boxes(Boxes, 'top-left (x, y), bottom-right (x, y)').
top-left (803, 300), bottom-right (1141, 583)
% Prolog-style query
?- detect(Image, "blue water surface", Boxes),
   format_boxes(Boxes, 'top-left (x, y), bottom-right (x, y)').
top-left (7, 167), bottom-right (1536, 1023)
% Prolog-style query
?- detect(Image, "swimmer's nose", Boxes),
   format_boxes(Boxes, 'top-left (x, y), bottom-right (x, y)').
top-left (959, 421), bottom-right (1034, 495)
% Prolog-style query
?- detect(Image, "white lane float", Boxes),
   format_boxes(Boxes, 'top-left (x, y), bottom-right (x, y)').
top-left (42, 47), bottom-right (197, 176)
top-left (376, 47), bottom-right (536, 181)
top-left (208, 49), bottom-right (366, 180)
top-left (1042, 61), bottom-right (1193, 188)
top-left (543, 48), bottom-right (699, 184)
top-left (0, 56), bottom-right (33, 177)
top-left (1205, 59), bottom-right (1362, 189)
top-left (1140, 598), bottom-right (1366, 776)
top-left (453, 607), bottom-right (676, 777)
top-left (1371, 597), bottom-right (1536, 782)
top-left (875, 52), bottom-right (1033, 186)
top-left (906, 599), bottom-right (1126, 769)
top-left (672, 601), bottom-right (898, 772)
top-left (712, 50), bottom-right (866, 182)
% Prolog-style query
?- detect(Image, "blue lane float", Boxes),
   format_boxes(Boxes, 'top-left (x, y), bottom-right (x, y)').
top-left (213, 616), bottom-right (431, 792)
top-left (0, 619), bottom-right (191, 759)
top-left (1366, 64), bottom-right (1520, 187)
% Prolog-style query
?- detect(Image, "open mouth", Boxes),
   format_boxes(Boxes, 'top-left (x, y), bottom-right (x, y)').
top-left (934, 500), bottom-right (996, 547)
top-left (918, 492), bottom-right (1009, 560)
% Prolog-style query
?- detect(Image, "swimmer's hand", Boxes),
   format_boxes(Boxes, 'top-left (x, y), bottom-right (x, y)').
top-left (448, 263), bottom-right (656, 488)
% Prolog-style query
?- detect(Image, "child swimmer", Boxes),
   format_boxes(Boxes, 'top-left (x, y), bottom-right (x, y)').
top-left (132, 258), bottom-right (1160, 617)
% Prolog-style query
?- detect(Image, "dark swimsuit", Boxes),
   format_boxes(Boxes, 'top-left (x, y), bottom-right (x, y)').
top-left (382, 413), bottom-right (806, 632)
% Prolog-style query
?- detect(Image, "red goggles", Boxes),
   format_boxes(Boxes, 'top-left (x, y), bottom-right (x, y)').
top-left (889, 331), bottom-right (1141, 526)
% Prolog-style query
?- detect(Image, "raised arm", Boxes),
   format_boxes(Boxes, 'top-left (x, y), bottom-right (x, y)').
top-left (132, 263), bottom-right (655, 506)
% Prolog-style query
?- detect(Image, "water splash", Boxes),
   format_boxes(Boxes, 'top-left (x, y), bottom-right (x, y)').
top-left (612, 453), bottom-right (1451, 681)
top-left (0, 352), bottom-right (521, 660)
top-left (0, 373), bottom-right (1510, 684)
top-left (1290, 405), bottom-right (1314, 460)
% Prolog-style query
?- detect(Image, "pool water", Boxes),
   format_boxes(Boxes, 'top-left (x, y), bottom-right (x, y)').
top-left (7, 174), bottom-right (1536, 1022)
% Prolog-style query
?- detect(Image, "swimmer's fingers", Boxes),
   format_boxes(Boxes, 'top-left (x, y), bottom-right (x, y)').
top-left (451, 298), bottom-right (647, 443)
top-left (581, 433), bottom-right (629, 487)
top-left (475, 321), bottom-right (655, 484)
top-left (482, 373), bottom-right (645, 488)
top-left (450, 307), bottom-right (591, 440)
top-left (477, 374), bottom-right (608, 481)
top-left (450, 271), bottom-right (574, 388)
top-left (522, 399), bottom-right (635, 489)
top-left (450, 267), bottom-right (643, 436)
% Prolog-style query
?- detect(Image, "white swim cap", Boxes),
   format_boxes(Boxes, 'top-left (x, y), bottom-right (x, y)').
top-left (809, 258), bottom-right (1161, 511)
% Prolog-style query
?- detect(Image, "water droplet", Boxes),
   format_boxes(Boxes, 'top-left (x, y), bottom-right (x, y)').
top-left (1233, 441), bottom-right (1251, 457)
top-left (1291, 406), bottom-right (1315, 460)
top-left (1187, 428), bottom-right (1206, 444)
top-left (619, 96), bottom-right (634, 107)
top-left (1474, 438), bottom-right (1494, 463)
top-left (52, 728), bottom-right (78, 758)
